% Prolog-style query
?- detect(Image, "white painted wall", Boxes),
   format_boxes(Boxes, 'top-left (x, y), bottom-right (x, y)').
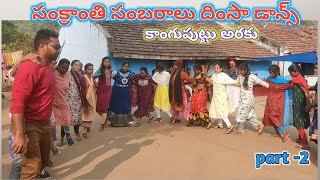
top-left (58, 21), bottom-right (109, 72)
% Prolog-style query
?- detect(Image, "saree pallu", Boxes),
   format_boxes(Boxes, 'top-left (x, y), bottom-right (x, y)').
top-left (189, 89), bottom-right (209, 126)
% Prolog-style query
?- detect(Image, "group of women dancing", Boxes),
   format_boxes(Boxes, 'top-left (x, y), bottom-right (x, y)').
top-left (52, 57), bottom-right (318, 150)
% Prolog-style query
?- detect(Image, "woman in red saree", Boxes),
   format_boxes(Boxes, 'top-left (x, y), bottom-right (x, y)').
top-left (189, 64), bottom-right (209, 126)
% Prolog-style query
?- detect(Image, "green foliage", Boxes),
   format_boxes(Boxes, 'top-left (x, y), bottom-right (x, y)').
top-left (301, 20), bottom-right (317, 27)
top-left (2, 21), bottom-right (60, 54)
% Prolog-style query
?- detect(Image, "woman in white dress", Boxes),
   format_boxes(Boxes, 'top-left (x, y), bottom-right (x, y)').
top-left (236, 63), bottom-right (269, 135)
top-left (206, 63), bottom-right (240, 134)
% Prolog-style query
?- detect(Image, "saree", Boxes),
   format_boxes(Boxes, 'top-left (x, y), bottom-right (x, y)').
top-left (189, 73), bottom-right (209, 126)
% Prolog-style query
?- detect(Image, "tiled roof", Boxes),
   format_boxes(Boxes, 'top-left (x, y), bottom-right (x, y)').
top-left (242, 21), bottom-right (317, 54)
top-left (100, 21), bottom-right (276, 60)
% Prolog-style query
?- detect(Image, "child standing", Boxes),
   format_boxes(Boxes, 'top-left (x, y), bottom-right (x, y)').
top-left (80, 63), bottom-right (97, 138)
top-left (235, 63), bottom-right (269, 135)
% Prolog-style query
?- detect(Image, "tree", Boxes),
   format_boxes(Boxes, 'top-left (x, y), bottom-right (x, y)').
top-left (2, 21), bottom-right (59, 54)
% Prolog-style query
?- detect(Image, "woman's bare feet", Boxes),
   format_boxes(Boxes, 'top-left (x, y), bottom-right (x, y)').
top-left (134, 118), bottom-right (141, 127)
top-left (257, 124), bottom-right (264, 135)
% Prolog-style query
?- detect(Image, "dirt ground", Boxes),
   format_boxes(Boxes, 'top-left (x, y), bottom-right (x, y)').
top-left (1, 93), bottom-right (318, 180)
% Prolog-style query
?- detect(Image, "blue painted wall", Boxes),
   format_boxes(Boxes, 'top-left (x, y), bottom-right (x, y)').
top-left (248, 61), bottom-right (272, 79)
top-left (108, 51), bottom-right (157, 75)
top-left (186, 60), bottom-right (196, 76)
top-left (107, 50), bottom-right (272, 80)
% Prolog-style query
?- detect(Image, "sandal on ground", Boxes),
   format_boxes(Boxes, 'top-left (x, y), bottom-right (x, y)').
top-left (147, 116), bottom-right (154, 123)
top-left (207, 121), bottom-right (213, 129)
top-left (155, 118), bottom-right (163, 123)
top-left (99, 124), bottom-right (105, 132)
top-left (66, 136), bottom-right (74, 146)
top-left (225, 126), bottom-right (235, 134)
top-left (83, 133), bottom-right (88, 138)
top-left (57, 137), bottom-right (64, 146)
top-left (135, 118), bottom-right (141, 127)
top-left (214, 125), bottom-right (224, 129)
top-left (76, 134), bottom-right (82, 141)
top-left (295, 145), bottom-right (311, 150)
